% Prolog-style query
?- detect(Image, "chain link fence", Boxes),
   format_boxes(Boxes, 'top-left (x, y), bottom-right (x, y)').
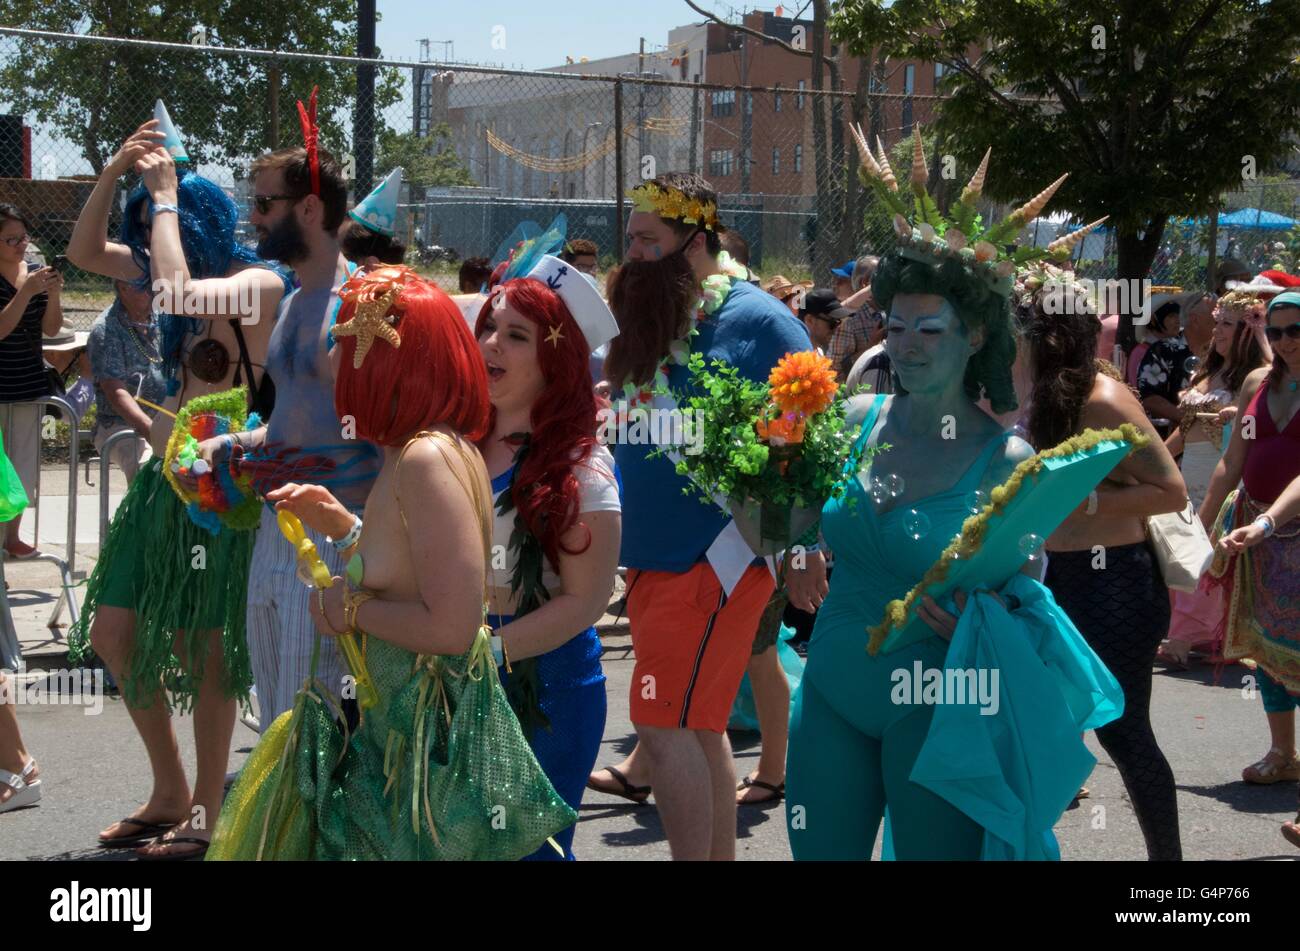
top-left (0, 27), bottom-right (953, 314)
top-left (0, 25), bottom-right (1295, 325)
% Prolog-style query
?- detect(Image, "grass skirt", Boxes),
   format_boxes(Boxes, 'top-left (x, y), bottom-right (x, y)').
top-left (68, 458), bottom-right (256, 711)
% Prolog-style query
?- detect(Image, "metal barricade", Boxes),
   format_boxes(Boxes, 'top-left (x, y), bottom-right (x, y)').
top-left (97, 429), bottom-right (138, 546)
top-left (0, 395), bottom-right (82, 670)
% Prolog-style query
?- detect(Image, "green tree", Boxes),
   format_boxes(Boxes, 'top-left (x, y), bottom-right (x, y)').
top-left (375, 126), bottom-right (474, 192)
top-left (0, 0), bottom-right (404, 175)
top-left (831, 0), bottom-right (1300, 349)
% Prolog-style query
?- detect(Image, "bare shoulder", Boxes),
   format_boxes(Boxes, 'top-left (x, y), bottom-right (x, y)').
top-left (1239, 366), bottom-right (1270, 405)
top-left (1082, 373), bottom-right (1145, 429)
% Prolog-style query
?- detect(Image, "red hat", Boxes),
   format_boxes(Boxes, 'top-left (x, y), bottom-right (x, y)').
top-left (1259, 270), bottom-right (1300, 288)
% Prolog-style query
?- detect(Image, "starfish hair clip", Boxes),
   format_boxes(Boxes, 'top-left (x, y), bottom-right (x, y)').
top-left (336, 265), bottom-right (420, 369)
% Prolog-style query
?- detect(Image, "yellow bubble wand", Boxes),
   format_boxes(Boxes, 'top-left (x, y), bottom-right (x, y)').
top-left (276, 509), bottom-right (379, 710)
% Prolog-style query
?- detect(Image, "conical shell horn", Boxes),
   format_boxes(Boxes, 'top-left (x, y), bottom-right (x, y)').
top-left (961, 147), bottom-right (991, 202)
top-left (910, 126), bottom-right (927, 188)
top-left (850, 123), bottom-right (881, 179)
top-left (1046, 216), bottom-right (1109, 255)
top-left (875, 136), bottom-right (898, 192)
top-left (1010, 173), bottom-right (1069, 225)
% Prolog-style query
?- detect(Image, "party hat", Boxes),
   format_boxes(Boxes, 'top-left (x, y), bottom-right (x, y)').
top-left (153, 99), bottom-right (189, 163)
top-left (348, 167), bottom-right (403, 237)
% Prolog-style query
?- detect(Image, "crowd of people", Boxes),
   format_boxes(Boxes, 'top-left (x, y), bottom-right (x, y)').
top-left (0, 98), bottom-right (1299, 862)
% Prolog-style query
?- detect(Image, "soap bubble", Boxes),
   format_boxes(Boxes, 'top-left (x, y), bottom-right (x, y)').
top-left (964, 489), bottom-right (988, 515)
top-left (1183, 355), bottom-right (1201, 376)
top-left (866, 474), bottom-right (888, 505)
top-left (1019, 532), bottom-right (1045, 562)
top-left (882, 473), bottom-right (905, 498)
top-left (904, 508), bottom-right (931, 541)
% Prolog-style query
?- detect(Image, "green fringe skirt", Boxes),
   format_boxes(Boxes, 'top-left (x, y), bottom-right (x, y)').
top-left (68, 458), bottom-right (256, 711)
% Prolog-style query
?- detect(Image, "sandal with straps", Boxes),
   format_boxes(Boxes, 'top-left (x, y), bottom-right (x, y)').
top-left (1242, 748), bottom-right (1300, 785)
top-left (0, 759), bottom-right (41, 814)
top-left (586, 766), bottom-right (651, 804)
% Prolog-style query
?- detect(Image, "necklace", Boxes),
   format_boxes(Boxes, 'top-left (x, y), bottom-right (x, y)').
top-left (124, 318), bottom-right (162, 365)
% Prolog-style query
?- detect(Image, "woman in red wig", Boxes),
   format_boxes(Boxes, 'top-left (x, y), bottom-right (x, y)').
top-left (473, 253), bottom-right (623, 860)
top-left (261, 266), bottom-right (576, 859)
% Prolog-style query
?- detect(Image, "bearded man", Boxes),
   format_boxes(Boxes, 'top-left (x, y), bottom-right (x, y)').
top-left (590, 173), bottom-right (809, 860)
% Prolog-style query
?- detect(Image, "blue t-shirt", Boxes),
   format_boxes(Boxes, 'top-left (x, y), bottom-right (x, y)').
top-left (614, 278), bottom-right (811, 572)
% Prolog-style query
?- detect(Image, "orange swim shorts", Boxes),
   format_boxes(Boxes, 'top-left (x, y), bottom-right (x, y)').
top-left (627, 561), bottom-right (775, 733)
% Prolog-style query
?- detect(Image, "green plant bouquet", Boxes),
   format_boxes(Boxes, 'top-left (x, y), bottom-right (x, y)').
top-left (655, 349), bottom-right (865, 554)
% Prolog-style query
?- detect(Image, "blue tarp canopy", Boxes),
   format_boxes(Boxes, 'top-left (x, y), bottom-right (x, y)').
top-left (1217, 208), bottom-right (1296, 231)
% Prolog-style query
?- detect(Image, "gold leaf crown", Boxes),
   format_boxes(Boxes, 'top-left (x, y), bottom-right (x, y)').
top-left (631, 182), bottom-right (720, 232)
top-left (852, 123), bottom-right (1107, 299)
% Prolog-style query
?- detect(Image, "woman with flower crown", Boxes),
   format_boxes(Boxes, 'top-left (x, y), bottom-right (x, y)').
top-left (783, 130), bottom-right (1128, 860)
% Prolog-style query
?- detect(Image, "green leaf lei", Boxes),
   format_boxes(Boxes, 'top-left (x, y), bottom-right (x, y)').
top-left (492, 433), bottom-right (552, 740)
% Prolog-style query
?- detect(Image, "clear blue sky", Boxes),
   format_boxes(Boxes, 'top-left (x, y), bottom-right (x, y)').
top-left (374, 0), bottom-right (718, 69)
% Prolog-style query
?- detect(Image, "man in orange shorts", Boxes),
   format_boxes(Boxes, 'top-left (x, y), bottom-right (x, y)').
top-left (594, 173), bottom-right (809, 859)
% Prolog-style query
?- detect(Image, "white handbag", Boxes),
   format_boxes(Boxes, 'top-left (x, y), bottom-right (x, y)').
top-left (1146, 499), bottom-right (1215, 593)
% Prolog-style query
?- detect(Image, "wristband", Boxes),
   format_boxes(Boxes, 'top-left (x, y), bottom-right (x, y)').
top-left (151, 203), bottom-right (180, 217)
top-left (1254, 515), bottom-right (1276, 538)
top-left (330, 515), bottom-right (363, 552)
top-left (491, 635), bottom-right (505, 668)
top-left (1085, 490), bottom-right (1099, 516)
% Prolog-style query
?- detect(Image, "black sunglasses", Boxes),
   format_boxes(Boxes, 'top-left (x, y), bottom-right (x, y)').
top-left (252, 193), bottom-right (303, 215)
top-left (1264, 322), bottom-right (1300, 343)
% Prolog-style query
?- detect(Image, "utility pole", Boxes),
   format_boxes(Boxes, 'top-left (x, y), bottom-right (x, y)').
top-left (637, 37), bottom-right (646, 173)
top-left (355, 0), bottom-right (377, 195)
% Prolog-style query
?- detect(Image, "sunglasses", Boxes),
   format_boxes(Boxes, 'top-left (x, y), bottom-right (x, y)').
top-left (1, 233), bottom-right (29, 247)
top-left (252, 194), bottom-right (303, 215)
top-left (1264, 322), bottom-right (1300, 343)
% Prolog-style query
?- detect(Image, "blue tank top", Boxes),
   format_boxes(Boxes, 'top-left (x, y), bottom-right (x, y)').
top-left (263, 268), bottom-right (381, 513)
top-left (807, 395), bottom-right (1016, 701)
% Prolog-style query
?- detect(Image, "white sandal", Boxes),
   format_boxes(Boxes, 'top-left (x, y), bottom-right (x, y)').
top-left (0, 760), bottom-right (41, 814)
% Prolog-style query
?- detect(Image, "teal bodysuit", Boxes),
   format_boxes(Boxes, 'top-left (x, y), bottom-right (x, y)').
top-left (786, 394), bottom-right (1015, 860)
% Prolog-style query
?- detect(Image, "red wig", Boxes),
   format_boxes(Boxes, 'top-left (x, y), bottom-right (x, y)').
top-left (474, 278), bottom-right (599, 571)
top-left (335, 273), bottom-right (490, 446)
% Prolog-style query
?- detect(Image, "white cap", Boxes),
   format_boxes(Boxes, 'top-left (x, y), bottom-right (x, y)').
top-left (522, 254), bottom-right (619, 353)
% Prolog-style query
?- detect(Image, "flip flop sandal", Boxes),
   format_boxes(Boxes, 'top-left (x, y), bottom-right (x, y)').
top-left (586, 766), bottom-right (651, 804)
top-left (97, 816), bottom-right (182, 849)
top-left (736, 776), bottom-right (785, 805)
top-left (136, 834), bottom-right (209, 862)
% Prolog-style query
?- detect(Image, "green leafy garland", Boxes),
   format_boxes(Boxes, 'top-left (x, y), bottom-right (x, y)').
top-left (492, 433), bottom-right (552, 740)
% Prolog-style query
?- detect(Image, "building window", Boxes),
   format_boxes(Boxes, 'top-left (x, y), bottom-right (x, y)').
top-left (794, 143), bottom-right (802, 173)
top-left (934, 62), bottom-right (946, 82)
top-left (774, 90), bottom-right (782, 112)
top-left (772, 147), bottom-right (780, 174)
top-left (904, 65), bottom-right (915, 95)
top-left (709, 148), bottom-right (734, 177)
top-left (796, 79), bottom-right (805, 110)
top-left (902, 99), bottom-right (914, 136)
top-left (710, 89), bottom-right (736, 117)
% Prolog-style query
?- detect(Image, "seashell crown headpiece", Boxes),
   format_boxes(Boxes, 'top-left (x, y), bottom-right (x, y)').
top-left (852, 123), bottom-right (1107, 299)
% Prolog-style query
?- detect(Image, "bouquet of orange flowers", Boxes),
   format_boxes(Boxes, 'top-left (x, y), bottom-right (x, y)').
top-left (656, 350), bottom-right (867, 554)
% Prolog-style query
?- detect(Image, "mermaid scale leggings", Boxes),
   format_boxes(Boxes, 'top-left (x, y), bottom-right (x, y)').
top-left (1045, 542), bottom-right (1183, 861)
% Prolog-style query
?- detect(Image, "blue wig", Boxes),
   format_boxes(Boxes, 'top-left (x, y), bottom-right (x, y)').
top-left (119, 169), bottom-right (282, 392)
